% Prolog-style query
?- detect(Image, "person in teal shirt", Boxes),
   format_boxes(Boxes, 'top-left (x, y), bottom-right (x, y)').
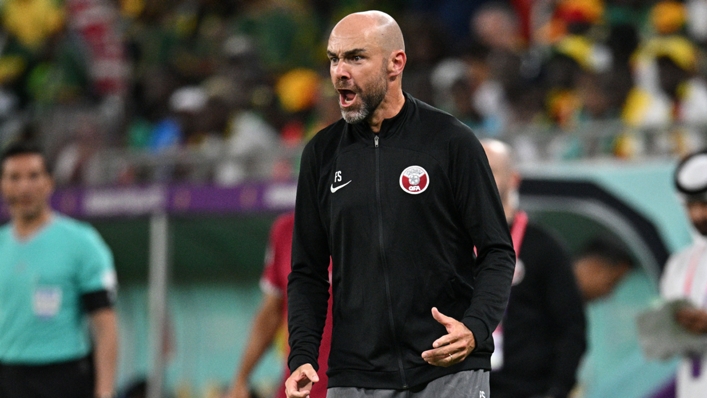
top-left (0, 141), bottom-right (118, 398)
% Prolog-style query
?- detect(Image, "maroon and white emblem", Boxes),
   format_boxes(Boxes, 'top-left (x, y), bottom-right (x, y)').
top-left (399, 166), bottom-right (429, 195)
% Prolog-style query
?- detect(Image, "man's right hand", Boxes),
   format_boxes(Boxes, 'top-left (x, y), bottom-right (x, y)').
top-left (285, 364), bottom-right (319, 398)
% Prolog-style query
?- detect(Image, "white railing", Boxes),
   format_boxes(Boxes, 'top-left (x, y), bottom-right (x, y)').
top-left (54, 120), bottom-right (707, 187)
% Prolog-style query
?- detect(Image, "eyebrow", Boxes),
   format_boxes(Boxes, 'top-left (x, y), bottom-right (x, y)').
top-left (327, 48), bottom-right (367, 58)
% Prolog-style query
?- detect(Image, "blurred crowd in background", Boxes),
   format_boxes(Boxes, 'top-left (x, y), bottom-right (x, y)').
top-left (1, 0), bottom-right (707, 187)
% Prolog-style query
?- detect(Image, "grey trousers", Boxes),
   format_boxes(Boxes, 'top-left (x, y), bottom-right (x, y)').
top-left (326, 370), bottom-right (490, 398)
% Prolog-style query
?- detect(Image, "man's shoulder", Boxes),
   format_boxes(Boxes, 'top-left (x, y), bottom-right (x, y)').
top-left (300, 119), bottom-right (348, 163)
top-left (661, 241), bottom-right (704, 293)
top-left (665, 240), bottom-right (704, 270)
top-left (50, 214), bottom-right (102, 243)
top-left (404, 97), bottom-right (482, 156)
top-left (410, 95), bottom-right (474, 137)
top-left (307, 119), bottom-right (347, 147)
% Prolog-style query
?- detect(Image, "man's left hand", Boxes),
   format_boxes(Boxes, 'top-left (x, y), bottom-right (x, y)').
top-left (421, 307), bottom-right (476, 367)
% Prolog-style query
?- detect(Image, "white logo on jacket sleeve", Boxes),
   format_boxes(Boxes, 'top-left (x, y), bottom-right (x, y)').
top-left (399, 166), bottom-right (429, 194)
top-left (331, 170), bottom-right (352, 193)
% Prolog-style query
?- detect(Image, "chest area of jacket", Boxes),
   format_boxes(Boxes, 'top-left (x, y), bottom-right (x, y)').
top-left (0, 239), bottom-right (78, 300)
top-left (320, 145), bottom-right (455, 220)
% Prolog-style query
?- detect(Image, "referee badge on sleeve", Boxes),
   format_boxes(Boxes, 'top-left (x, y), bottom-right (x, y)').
top-left (102, 270), bottom-right (118, 303)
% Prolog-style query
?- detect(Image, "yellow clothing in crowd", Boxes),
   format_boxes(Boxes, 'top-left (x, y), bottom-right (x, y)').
top-left (2, 0), bottom-right (64, 50)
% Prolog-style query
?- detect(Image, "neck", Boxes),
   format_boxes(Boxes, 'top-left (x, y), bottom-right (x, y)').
top-left (13, 208), bottom-right (52, 239)
top-left (368, 89), bottom-right (405, 133)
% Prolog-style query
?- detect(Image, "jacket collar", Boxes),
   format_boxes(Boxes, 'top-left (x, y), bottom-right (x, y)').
top-left (349, 92), bottom-right (412, 139)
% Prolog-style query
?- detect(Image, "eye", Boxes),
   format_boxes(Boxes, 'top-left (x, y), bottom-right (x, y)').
top-left (352, 56), bottom-right (362, 62)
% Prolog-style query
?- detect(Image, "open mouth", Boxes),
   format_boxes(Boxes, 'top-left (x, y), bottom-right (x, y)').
top-left (338, 89), bottom-right (357, 107)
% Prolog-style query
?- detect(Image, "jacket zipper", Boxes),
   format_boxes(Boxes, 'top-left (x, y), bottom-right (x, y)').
top-left (374, 135), bottom-right (408, 388)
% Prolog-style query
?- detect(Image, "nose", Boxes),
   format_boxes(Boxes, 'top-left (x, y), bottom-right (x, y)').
top-left (332, 61), bottom-right (350, 82)
top-left (15, 178), bottom-right (33, 195)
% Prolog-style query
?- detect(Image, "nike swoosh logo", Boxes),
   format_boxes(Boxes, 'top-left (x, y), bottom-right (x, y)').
top-left (330, 180), bottom-right (352, 193)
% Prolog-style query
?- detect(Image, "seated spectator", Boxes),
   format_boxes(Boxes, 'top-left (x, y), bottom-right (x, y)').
top-left (2, 0), bottom-right (64, 52)
top-left (430, 57), bottom-right (487, 131)
top-left (399, 12), bottom-right (447, 105)
top-left (471, 1), bottom-right (525, 91)
top-left (214, 83), bottom-right (279, 186)
top-left (574, 237), bottom-right (634, 302)
top-left (622, 34), bottom-right (707, 154)
top-left (53, 116), bottom-right (104, 186)
top-left (457, 42), bottom-right (509, 136)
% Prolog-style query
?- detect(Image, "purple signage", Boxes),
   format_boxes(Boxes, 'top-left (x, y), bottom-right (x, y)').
top-left (1, 180), bottom-right (298, 219)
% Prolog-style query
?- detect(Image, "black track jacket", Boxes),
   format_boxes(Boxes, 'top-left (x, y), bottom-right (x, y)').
top-left (287, 94), bottom-right (515, 390)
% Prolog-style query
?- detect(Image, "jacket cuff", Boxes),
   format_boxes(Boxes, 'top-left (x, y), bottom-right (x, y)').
top-left (289, 354), bottom-right (319, 373)
top-left (462, 316), bottom-right (490, 346)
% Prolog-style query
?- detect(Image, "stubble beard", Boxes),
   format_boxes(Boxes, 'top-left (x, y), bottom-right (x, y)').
top-left (340, 68), bottom-right (388, 125)
top-left (14, 201), bottom-right (45, 223)
top-left (694, 220), bottom-right (707, 237)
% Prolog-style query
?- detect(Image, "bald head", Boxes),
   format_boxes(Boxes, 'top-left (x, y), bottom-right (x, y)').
top-left (331, 11), bottom-right (405, 54)
top-left (481, 139), bottom-right (520, 220)
top-left (327, 10), bottom-right (407, 131)
top-left (481, 139), bottom-right (515, 178)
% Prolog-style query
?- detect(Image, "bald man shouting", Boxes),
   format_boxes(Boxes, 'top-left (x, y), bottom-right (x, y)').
top-left (286, 11), bottom-right (515, 398)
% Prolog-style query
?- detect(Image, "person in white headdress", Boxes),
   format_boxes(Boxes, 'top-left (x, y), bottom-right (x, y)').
top-left (660, 148), bottom-right (707, 397)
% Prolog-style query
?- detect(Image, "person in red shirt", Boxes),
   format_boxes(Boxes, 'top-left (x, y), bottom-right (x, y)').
top-left (227, 212), bottom-right (333, 398)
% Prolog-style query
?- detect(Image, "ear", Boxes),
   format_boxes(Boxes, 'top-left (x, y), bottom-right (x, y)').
top-left (389, 50), bottom-right (406, 77)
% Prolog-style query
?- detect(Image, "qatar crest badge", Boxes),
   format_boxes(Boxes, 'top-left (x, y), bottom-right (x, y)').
top-left (399, 165), bottom-right (429, 195)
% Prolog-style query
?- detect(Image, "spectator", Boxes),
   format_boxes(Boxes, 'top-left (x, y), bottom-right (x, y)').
top-left (2, 0), bottom-right (64, 52)
top-left (458, 42), bottom-right (509, 136)
top-left (482, 138), bottom-right (587, 398)
top-left (53, 116), bottom-right (104, 186)
top-left (214, 81), bottom-right (279, 186)
top-left (623, 34), bottom-right (707, 155)
top-left (573, 237), bottom-right (635, 302)
top-left (660, 148), bottom-right (707, 397)
top-left (399, 12), bottom-right (448, 105)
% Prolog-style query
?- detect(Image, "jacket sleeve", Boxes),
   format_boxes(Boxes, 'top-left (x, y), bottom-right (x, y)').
top-left (449, 130), bottom-right (515, 345)
top-left (287, 142), bottom-right (331, 372)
